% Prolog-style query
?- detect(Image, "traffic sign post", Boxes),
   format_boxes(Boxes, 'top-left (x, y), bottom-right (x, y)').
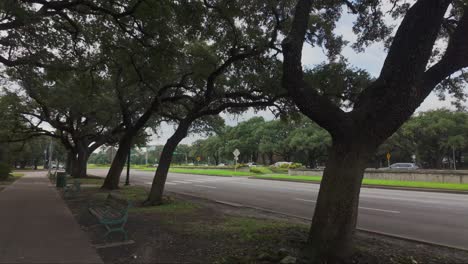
top-left (233, 149), bottom-right (240, 172)
top-left (386, 152), bottom-right (391, 167)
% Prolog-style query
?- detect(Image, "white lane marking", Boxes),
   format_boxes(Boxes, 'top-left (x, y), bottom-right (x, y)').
top-left (293, 198), bottom-right (400, 214)
top-left (294, 198), bottom-right (316, 203)
top-left (166, 182), bottom-right (177, 185)
top-left (235, 182), bottom-right (314, 192)
top-left (144, 182), bottom-right (153, 185)
top-left (215, 200), bottom-right (243, 207)
top-left (172, 181), bottom-right (192, 184)
top-left (359, 207), bottom-right (400, 214)
top-left (185, 180), bottom-right (208, 183)
top-left (194, 184), bottom-right (217, 189)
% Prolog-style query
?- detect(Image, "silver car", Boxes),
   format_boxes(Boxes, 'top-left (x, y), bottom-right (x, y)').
top-left (388, 163), bottom-right (419, 170)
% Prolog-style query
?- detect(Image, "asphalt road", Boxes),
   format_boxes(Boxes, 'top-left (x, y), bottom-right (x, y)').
top-left (89, 168), bottom-right (468, 250)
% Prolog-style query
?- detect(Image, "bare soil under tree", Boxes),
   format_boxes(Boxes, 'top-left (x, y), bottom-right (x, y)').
top-left (63, 185), bottom-right (468, 264)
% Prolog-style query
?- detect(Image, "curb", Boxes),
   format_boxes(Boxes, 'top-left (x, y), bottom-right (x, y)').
top-left (249, 177), bottom-right (468, 195)
top-left (170, 191), bottom-right (468, 253)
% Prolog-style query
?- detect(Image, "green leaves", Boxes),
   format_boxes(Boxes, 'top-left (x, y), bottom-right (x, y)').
top-left (379, 109), bottom-right (468, 168)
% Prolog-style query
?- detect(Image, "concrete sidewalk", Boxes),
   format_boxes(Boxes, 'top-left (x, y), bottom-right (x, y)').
top-left (0, 172), bottom-right (103, 263)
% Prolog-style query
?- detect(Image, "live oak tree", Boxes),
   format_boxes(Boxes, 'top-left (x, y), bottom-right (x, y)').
top-left (379, 109), bottom-right (468, 168)
top-left (286, 118), bottom-right (331, 168)
top-left (4, 64), bottom-right (123, 178)
top-left (142, 0), bottom-right (290, 205)
top-left (1, 1), bottom-right (146, 178)
top-left (98, 0), bottom-right (202, 190)
top-left (282, 0), bottom-right (468, 262)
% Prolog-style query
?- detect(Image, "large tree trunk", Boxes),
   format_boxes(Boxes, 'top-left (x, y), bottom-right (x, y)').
top-left (71, 146), bottom-right (89, 178)
top-left (307, 150), bottom-right (315, 168)
top-left (268, 152), bottom-right (274, 165)
top-left (212, 154), bottom-right (219, 166)
top-left (65, 151), bottom-right (74, 174)
top-left (303, 140), bottom-right (374, 263)
top-left (101, 134), bottom-right (133, 190)
top-left (145, 121), bottom-right (190, 205)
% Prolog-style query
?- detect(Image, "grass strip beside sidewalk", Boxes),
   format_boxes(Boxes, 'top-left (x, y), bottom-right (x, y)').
top-left (0, 173), bottom-right (25, 190)
top-left (253, 174), bottom-right (468, 191)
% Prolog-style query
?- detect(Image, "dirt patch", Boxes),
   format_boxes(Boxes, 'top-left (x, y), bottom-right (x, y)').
top-left (64, 187), bottom-right (468, 264)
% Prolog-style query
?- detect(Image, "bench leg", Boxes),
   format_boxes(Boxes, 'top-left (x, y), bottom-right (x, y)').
top-left (103, 224), bottom-right (128, 241)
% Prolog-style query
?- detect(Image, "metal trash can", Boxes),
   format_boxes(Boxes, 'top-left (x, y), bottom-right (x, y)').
top-left (56, 172), bottom-right (67, 188)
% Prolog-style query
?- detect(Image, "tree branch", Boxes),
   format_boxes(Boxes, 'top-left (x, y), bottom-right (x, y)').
top-left (281, 0), bottom-right (350, 138)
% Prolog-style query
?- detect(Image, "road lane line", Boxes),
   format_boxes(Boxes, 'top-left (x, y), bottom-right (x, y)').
top-left (359, 207), bottom-right (400, 214)
top-left (144, 182), bottom-right (153, 185)
top-left (172, 181), bottom-right (192, 184)
top-left (215, 200), bottom-right (243, 207)
top-left (194, 184), bottom-right (217, 189)
top-left (294, 198), bottom-right (316, 203)
top-left (293, 198), bottom-right (400, 214)
top-left (234, 182), bottom-right (316, 192)
top-left (166, 182), bottom-right (177, 185)
top-left (186, 180), bottom-right (209, 183)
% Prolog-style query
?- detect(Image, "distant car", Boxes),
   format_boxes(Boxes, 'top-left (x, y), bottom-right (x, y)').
top-left (273, 161), bottom-right (292, 167)
top-left (187, 163), bottom-right (195, 166)
top-left (51, 164), bottom-right (64, 169)
top-left (217, 163), bottom-right (227, 167)
top-left (152, 163), bottom-right (158, 167)
top-left (247, 162), bottom-right (257, 167)
top-left (386, 163), bottom-right (419, 170)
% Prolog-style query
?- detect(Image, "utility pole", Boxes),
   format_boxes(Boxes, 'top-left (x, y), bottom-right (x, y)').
top-left (453, 146), bottom-right (457, 170)
top-left (47, 139), bottom-right (53, 176)
top-left (145, 147), bottom-right (148, 166)
top-left (125, 148), bottom-right (131, 185)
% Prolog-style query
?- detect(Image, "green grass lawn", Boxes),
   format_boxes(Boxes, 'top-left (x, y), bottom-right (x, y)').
top-left (0, 173), bottom-right (25, 187)
top-left (87, 164), bottom-right (110, 169)
top-left (253, 174), bottom-right (468, 191)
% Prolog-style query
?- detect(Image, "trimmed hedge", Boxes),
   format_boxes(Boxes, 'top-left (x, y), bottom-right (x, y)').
top-left (0, 163), bottom-right (11, 180)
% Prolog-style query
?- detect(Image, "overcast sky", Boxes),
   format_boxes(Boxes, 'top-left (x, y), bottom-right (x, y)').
top-left (150, 10), bottom-right (462, 146)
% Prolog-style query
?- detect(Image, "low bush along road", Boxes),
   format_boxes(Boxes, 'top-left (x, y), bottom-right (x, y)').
top-left (88, 168), bottom-right (468, 251)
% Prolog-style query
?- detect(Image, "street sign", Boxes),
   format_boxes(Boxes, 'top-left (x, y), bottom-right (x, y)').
top-left (233, 149), bottom-right (240, 157)
top-left (386, 153), bottom-right (391, 160)
top-left (233, 149), bottom-right (240, 172)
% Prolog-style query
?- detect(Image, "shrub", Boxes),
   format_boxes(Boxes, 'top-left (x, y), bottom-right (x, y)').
top-left (279, 163), bottom-right (291, 169)
top-left (249, 166), bottom-right (273, 174)
top-left (235, 163), bottom-right (247, 169)
top-left (0, 163), bottom-right (11, 180)
top-left (289, 163), bottom-right (303, 169)
top-left (250, 167), bottom-right (271, 174)
top-left (269, 166), bottom-right (288, 173)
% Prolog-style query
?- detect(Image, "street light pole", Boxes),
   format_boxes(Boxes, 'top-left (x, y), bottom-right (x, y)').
top-left (47, 139), bottom-right (53, 176)
top-left (145, 147), bottom-right (148, 166)
top-left (125, 148), bottom-right (131, 185)
top-left (453, 146), bottom-right (456, 170)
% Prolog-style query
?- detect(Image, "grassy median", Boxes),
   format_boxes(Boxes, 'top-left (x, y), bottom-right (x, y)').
top-left (253, 174), bottom-right (468, 191)
top-left (137, 167), bottom-right (254, 176)
top-left (169, 168), bottom-right (253, 176)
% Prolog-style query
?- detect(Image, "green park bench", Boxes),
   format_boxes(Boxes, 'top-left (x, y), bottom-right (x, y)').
top-left (89, 193), bottom-right (131, 241)
top-left (49, 171), bottom-right (57, 182)
top-left (63, 179), bottom-right (81, 198)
